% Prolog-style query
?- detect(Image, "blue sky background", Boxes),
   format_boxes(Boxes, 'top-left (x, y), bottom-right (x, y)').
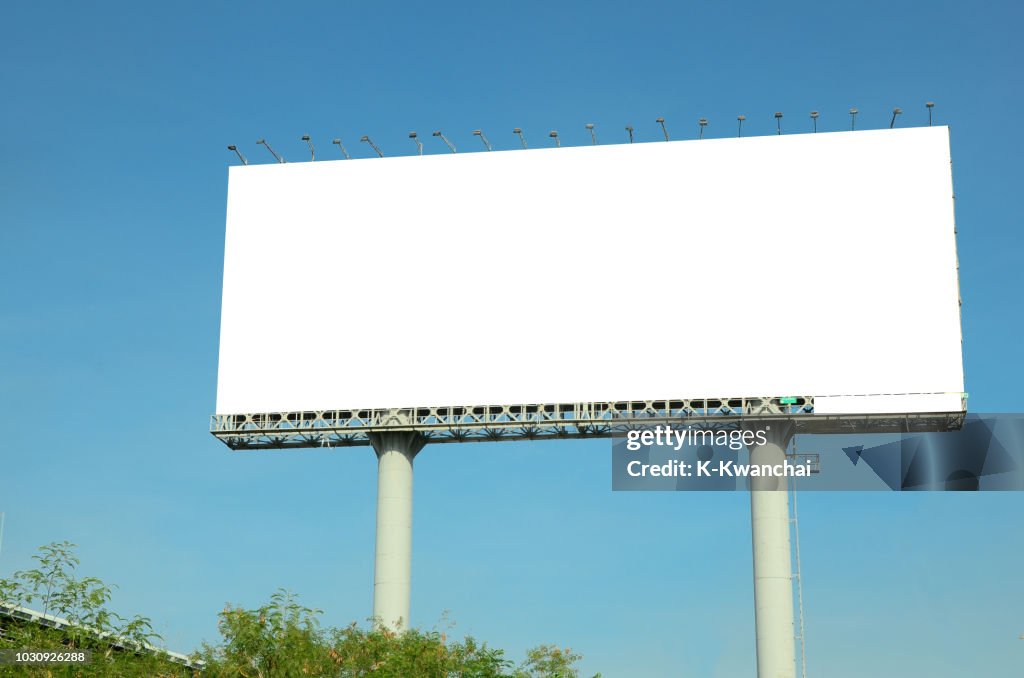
top-left (1, 1), bottom-right (1022, 676)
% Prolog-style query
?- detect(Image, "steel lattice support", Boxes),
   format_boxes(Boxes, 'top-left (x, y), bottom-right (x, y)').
top-left (210, 396), bottom-right (965, 450)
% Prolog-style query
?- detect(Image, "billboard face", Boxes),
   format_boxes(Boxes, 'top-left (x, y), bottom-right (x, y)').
top-left (217, 127), bottom-right (964, 416)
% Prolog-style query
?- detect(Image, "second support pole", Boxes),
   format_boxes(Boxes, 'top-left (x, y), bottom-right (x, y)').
top-left (370, 431), bottom-right (424, 632)
top-left (749, 423), bottom-right (797, 678)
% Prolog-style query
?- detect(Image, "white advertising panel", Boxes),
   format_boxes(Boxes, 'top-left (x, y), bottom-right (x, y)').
top-left (217, 127), bottom-right (964, 415)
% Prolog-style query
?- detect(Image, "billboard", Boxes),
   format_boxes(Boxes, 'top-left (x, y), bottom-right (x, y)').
top-left (216, 126), bottom-right (964, 416)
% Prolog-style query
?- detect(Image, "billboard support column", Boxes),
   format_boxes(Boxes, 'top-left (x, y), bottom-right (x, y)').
top-left (749, 422), bottom-right (797, 678)
top-left (370, 431), bottom-right (425, 631)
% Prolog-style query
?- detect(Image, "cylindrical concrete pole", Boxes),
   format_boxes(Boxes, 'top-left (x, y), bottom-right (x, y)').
top-left (370, 431), bottom-right (424, 631)
top-left (749, 426), bottom-right (796, 678)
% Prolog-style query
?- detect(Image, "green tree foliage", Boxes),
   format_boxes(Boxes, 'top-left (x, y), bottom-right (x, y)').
top-left (197, 590), bottom-right (333, 678)
top-left (198, 592), bottom-right (597, 678)
top-left (1, 543), bottom-right (599, 677)
top-left (515, 644), bottom-right (588, 678)
top-left (0, 542), bottom-right (193, 677)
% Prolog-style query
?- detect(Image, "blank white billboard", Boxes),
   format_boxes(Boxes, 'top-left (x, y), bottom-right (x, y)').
top-left (217, 126), bottom-right (964, 416)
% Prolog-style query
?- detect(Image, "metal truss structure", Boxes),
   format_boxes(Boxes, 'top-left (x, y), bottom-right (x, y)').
top-left (0, 603), bottom-right (203, 669)
top-left (210, 396), bottom-right (967, 450)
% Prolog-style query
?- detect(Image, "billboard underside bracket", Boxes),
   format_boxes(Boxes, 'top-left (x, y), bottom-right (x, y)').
top-left (210, 396), bottom-right (965, 450)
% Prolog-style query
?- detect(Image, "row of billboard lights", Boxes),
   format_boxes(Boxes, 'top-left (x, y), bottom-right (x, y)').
top-left (226, 103), bottom-right (936, 165)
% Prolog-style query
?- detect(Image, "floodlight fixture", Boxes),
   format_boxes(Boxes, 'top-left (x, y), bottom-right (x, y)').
top-left (473, 129), bottom-right (493, 151)
top-left (361, 135), bottom-right (384, 157)
top-left (849, 107), bottom-right (858, 130)
top-left (585, 123), bottom-right (597, 145)
top-left (625, 125), bottom-right (634, 143)
top-left (256, 138), bottom-right (285, 163)
top-left (513, 127), bottom-right (528, 149)
top-left (656, 117), bottom-right (669, 141)
top-left (409, 132), bottom-right (423, 155)
top-left (890, 107), bottom-right (902, 128)
top-left (810, 111), bottom-right (819, 133)
top-left (227, 145), bottom-right (248, 165)
top-left (407, 132), bottom-right (423, 155)
top-left (737, 115), bottom-right (746, 137)
top-left (332, 138), bottom-right (351, 159)
top-left (774, 112), bottom-right (783, 135)
top-left (926, 101), bottom-right (935, 126)
top-left (549, 130), bottom-right (560, 148)
top-left (301, 134), bottom-right (315, 161)
top-left (698, 118), bottom-right (708, 140)
top-left (433, 130), bottom-right (456, 153)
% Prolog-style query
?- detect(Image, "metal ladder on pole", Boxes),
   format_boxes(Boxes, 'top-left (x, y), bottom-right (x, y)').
top-left (788, 440), bottom-right (810, 678)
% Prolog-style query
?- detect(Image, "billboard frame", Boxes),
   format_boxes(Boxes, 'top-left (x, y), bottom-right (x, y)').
top-left (210, 395), bottom-right (967, 450)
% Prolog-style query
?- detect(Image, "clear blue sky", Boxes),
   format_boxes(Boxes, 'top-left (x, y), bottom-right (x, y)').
top-left (1, 1), bottom-right (1022, 676)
